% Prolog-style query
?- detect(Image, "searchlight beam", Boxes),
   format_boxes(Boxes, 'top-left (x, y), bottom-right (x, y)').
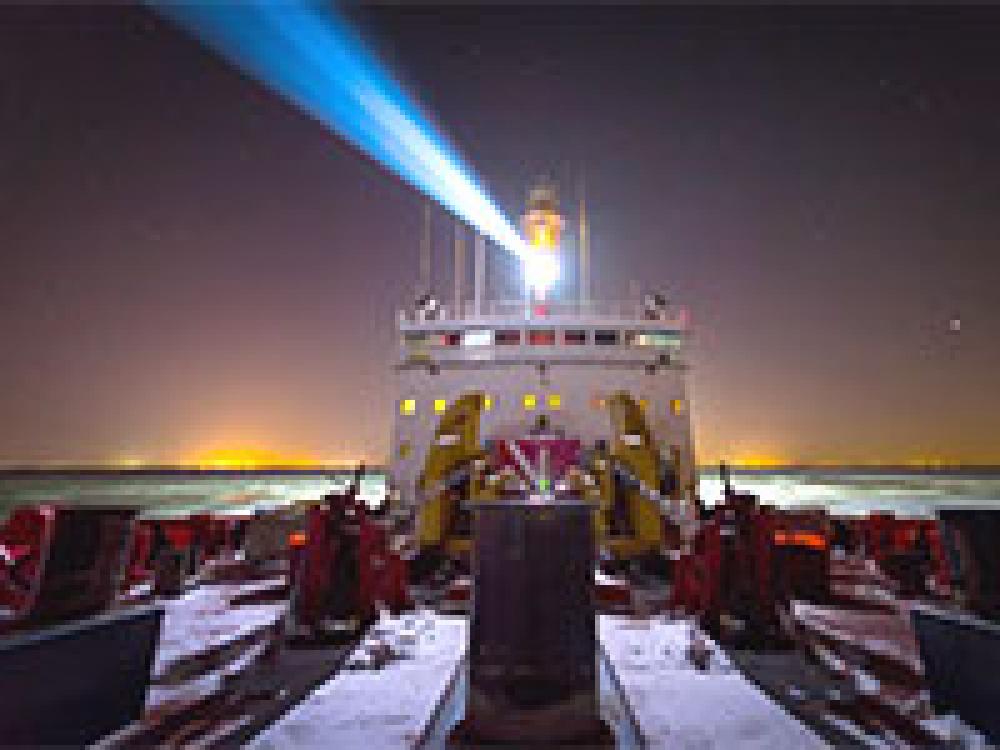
top-left (150, 1), bottom-right (537, 274)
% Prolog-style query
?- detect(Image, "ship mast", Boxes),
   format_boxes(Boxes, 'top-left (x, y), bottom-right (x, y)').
top-left (579, 175), bottom-right (590, 307)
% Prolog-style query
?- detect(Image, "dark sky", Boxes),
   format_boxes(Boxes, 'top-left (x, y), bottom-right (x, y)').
top-left (2, 5), bottom-right (998, 466)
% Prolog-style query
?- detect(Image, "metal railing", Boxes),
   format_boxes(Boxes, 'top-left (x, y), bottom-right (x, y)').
top-left (398, 299), bottom-right (685, 328)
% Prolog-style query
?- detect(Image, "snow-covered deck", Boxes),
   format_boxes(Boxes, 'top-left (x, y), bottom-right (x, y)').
top-left (248, 613), bottom-right (467, 750)
top-left (153, 581), bottom-right (286, 677)
top-left (599, 615), bottom-right (829, 750)
top-left (146, 581), bottom-right (287, 712)
top-left (246, 613), bottom-right (826, 749)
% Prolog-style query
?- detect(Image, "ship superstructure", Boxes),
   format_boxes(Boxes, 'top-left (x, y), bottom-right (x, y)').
top-left (390, 185), bottom-right (698, 571)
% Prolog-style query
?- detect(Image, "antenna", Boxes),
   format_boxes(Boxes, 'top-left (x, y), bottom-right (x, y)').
top-left (453, 220), bottom-right (465, 316)
top-left (419, 201), bottom-right (431, 297)
top-left (474, 233), bottom-right (486, 316)
top-left (578, 172), bottom-right (590, 307)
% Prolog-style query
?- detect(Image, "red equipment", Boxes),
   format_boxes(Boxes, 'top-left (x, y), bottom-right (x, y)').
top-left (124, 522), bottom-right (155, 588)
top-left (288, 502), bottom-right (340, 636)
top-left (359, 515), bottom-right (410, 615)
top-left (863, 512), bottom-right (896, 562)
top-left (492, 436), bottom-right (582, 488)
top-left (1, 505), bottom-right (136, 633)
top-left (861, 513), bottom-right (950, 596)
top-left (671, 468), bottom-right (831, 645)
top-left (288, 481), bottom-right (409, 641)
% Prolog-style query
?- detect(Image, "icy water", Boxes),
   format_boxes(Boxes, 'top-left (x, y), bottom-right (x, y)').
top-left (699, 469), bottom-right (1000, 518)
top-left (1, 469), bottom-right (999, 522)
top-left (0, 472), bottom-right (383, 521)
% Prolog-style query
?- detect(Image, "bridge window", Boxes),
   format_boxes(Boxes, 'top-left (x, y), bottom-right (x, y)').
top-left (433, 332), bottom-right (461, 346)
top-left (564, 329), bottom-right (588, 345)
top-left (399, 398), bottom-right (416, 416)
top-left (434, 398), bottom-right (448, 414)
top-left (631, 330), bottom-right (681, 348)
top-left (523, 393), bottom-right (537, 410)
top-left (547, 393), bottom-right (561, 409)
top-left (462, 329), bottom-right (493, 347)
top-left (594, 329), bottom-right (619, 345)
top-left (528, 329), bottom-right (556, 345)
top-left (495, 329), bottom-right (521, 345)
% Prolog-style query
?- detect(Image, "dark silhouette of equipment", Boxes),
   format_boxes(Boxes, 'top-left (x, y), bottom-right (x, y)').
top-left (0, 505), bottom-right (135, 634)
top-left (451, 494), bottom-right (612, 747)
top-left (672, 464), bottom-right (830, 645)
top-left (288, 469), bottom-right (408, 641)
top-left (937, 509), bottom-right (1000, 619)
top-left (0, 603), bottom-right (162, 746)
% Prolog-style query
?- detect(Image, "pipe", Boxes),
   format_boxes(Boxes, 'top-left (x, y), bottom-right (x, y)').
top-left (419, 201), bottom-right (432, 297)
top-left (579, 177), bottom-right (590, 307)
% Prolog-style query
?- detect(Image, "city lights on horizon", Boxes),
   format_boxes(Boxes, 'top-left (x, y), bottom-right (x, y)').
top-left (55, 447), bottom-right (993, 471)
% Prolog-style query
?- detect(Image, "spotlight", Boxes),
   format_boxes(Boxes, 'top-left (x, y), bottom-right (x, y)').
top-left (523, 253), bottom-right (559, 298)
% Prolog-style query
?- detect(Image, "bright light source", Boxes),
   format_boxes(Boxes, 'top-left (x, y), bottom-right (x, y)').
top-left (523, 253), bottom-right (559, 296)
top-left (462, 329), bottom-right (493, 347)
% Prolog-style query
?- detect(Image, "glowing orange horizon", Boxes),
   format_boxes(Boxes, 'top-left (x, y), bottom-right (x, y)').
top-left (94, 444), bottom-right (998, 472)
top-left (177, 447), bottom-right (367, 470)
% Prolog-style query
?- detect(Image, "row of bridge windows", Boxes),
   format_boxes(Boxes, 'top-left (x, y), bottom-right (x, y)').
top-left (403, 329), bottom-right (681, 349)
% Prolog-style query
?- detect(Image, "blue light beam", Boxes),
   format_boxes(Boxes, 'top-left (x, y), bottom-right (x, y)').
top-left (150, 0), bottom-right (530, 261)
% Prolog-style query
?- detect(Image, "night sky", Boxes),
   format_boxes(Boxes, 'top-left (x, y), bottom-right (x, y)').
top-left (2, 5), bottom-right (998, 467)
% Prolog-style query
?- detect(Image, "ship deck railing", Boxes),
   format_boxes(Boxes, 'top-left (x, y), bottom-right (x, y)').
top-left (398, 298), bottom-right (686, 330)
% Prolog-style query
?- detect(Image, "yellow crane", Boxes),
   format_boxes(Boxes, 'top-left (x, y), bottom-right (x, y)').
top-left (413, 390), bottom-right (678, 570)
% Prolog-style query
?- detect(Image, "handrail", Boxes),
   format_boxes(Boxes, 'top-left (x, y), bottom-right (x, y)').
top-left (399, 299), bottom-right (685, 328)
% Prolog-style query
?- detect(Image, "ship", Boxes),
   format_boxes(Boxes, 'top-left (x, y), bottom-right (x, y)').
top-left (1, 184), bottom-right (999, 749)
top-left (391, 182), bottom-right (699, 602)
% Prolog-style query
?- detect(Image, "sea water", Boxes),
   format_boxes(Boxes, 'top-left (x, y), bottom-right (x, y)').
top-left (2, 470), bottom-right (999, 522)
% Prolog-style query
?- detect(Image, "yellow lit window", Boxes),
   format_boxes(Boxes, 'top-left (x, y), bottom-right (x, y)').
top-left (523, 393), bottom-right (537, 410)
top-left (400, 398), bottom-right (416, 416)
top-left (547, 393), bottom-right (561, 409)
top-left (483, 395), bottom-right (493, 411)
top-left (434, 398), bottom-right (447, 414)
top-left (670, 399), bottom-right (684, 415)
top-left (639, 398), bottom-right (648, 411)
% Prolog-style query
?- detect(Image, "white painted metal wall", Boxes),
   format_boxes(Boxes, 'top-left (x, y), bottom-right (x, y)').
top-left (389, 346), bottom-right (696, 521)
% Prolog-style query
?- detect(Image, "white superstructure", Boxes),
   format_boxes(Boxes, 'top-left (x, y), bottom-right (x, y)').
top-left (390, 295), bottom-right (697, 521)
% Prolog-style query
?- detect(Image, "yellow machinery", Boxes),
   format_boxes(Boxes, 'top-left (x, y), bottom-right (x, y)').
top-left (591, 392), bottom-right (675, 560)
top-left (415, 393), bottom-right (486, 558)
top-left (414, 390), bottom-right (679, 567)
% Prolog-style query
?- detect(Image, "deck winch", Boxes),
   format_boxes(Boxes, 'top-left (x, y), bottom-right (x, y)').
top-left (671, 464), bottom-right (832, 645)
top-left (288, 470), bottom-right (409, 641)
